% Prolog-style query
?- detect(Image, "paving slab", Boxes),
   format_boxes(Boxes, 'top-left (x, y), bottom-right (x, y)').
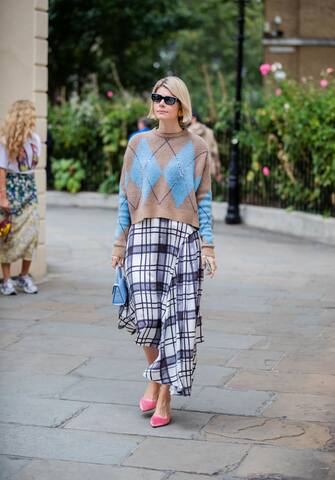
top-left (0, 351), bottom-right (88, 375)
top-left (167, 474), bottom-right (224, 480)
top-left (65, 403), bottom-right (213, 439)
top-left (226, 370), bottom-right (335, 396)
top-left (276, 352), bottom-right (335, 374)
top-left (123, 436), bottom-right (250, 474)
top-left (0, 424), bottom-right (144, 465)
top-left (263, 392), bottom-right (335, 423)
top-left (254, 334), bottom-right (333, 353)
top-left (233, 444), bottom-right (335, 479)
top-left (5, 334), bottom-right (124, 357)
top-left (226, 350), bottom-right (284, 370)
top-left (39, 310), bottom-right (108, 324)
top-left (0, 333), bottom-right (21, 349)
top-left (60, 377), bottom-right (146, 405)
top-left (200, 330), bottom-right (266, 349)
top-left (10, 459), bottom-right (166, 480)
top-left (196, 346), bottom-right (240, 366)
top-left (25, 322), bottom-right (124, 339)
top-left (0, 394), bottom-right (87, 427)
top-left (200, 414), bottom-right (333, 449)
top-left (72, 356), bottom-right (149, 381)
top-left (0, 372), bottom-right (80, 398)
top-left (0, 455), bottom-right (31, 480)
top-left (60, 376), bottom-right (186, 410)
top-left (182, 386), bottom-right (275, 416)
top-left (193, 365), bottom-right (236, 386)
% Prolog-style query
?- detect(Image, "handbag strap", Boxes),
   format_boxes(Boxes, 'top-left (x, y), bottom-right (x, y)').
top-left (115, 265), bottom-right (123, 282)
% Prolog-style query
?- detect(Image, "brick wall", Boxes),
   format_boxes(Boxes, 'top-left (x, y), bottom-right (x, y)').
top-left (264, 0), bottom-right (335, 81)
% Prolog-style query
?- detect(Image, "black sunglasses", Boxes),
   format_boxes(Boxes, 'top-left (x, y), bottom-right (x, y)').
top-left (151, 93), bottom-right (178, 105)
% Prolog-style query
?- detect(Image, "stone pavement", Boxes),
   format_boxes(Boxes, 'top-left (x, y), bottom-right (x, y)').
top-left (0, 206), bottom-right (335, 480)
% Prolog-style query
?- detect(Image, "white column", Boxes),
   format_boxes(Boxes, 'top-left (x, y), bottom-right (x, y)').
top-left (0, 0), bottom-right (48, 280)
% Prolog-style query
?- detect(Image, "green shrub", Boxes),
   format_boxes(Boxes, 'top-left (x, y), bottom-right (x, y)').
top-left (51, 158), bottom-right (86, 193)
top-left (215, 69), bottom-right (335, 216)
top-left (49, 90), bottom-right (149, 193)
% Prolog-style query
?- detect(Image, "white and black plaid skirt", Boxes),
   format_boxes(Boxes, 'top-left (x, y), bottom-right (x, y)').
top-left (118, 217), bottom-right (204, 396)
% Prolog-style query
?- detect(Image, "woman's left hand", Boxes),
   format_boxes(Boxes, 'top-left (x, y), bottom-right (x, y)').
top-left (201, 256), bottom-right (217, 278)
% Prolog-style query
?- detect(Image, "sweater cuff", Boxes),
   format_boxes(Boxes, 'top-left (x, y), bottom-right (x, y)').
top-left (111, 244), bottom-right (126, 258)
top-left (201, 244), bottom-right (215, 258)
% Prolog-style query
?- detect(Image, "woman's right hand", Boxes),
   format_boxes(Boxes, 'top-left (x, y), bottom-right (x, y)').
top-left (0, 196), bottom-right (9, 211)
top-left (111, 256), bottom-right (124, 269)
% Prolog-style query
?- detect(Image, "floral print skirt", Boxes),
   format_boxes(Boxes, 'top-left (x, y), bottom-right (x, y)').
top-left (0, 173), bottom-right (39, 263)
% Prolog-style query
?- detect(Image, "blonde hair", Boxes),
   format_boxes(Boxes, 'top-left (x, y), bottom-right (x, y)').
top-left (0, 100), bottom-right (36, 160)
top-left (148, 76), bottom-right (192, 127)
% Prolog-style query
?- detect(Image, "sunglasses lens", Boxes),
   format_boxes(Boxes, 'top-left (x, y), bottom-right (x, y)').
top-left (165, 96), bottom-right (176, 105)
top-left (151, 93), bottom-right (161, 103)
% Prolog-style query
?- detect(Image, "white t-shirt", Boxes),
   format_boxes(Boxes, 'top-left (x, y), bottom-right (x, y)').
top-left (0, 132), bottom-right (41, 174)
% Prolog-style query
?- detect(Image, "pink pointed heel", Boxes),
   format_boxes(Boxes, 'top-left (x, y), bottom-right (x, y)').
top-left (139, 397), bottom-right (157, 412)
top-left (150, 413), bottom-right (171, 428)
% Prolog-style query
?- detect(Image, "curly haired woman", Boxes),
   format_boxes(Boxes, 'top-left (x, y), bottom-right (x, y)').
top-left (0, 100), bottom-right (41, 295)
top-left (111, 76), bottom-right (217, 427)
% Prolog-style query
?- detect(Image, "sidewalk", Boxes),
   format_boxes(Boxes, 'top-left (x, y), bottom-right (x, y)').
top-left (1, 206), bottom-right (335, 479)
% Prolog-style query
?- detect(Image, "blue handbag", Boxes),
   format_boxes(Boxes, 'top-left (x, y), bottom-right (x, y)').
top-left (112, 266), bottom-right (128, 305)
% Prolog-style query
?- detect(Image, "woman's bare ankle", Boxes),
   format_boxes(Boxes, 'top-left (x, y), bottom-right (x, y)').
top-left (144, 381), bottom-right (160, 400)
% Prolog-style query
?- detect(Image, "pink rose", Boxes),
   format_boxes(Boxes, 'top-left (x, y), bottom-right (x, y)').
top-left (320, 79), bottom-right (328, 88)
top-left (275, 88), bottom-right (282, 96)
top-left (326, 67), bottom-right (334, 74)
top-left (259, 64), bottom-right (272, 76)
top-left (106, 90), bottom-right (114, 98)
top-left (262, 166), bottom-right (270, 176)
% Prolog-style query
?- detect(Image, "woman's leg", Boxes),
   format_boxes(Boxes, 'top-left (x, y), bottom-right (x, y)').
top-left (155, 384), bottom-right (171, 418)
top-left (143, 346), bottom-right (160, 400)
top-left (1, 263), bottom-right (11, 281)
top-left (143, 347), bottom-right (171, 418)
top-left (20, 259), bottom-right (31, 276)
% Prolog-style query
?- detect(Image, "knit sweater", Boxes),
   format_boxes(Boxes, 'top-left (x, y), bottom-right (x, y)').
top-left (112, 127), bottom-right (215, 258)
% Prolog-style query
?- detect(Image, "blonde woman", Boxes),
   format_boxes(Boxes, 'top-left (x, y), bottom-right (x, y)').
top-left (0, 100), bottom-right (40, 295)
top-left (111, 76), bottom-right (217, 427)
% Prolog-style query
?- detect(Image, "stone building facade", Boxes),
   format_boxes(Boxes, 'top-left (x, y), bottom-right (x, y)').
top-left (0, 0), bottom-right (48, 280)
top-left (263, 0), bottom-right (335, 80)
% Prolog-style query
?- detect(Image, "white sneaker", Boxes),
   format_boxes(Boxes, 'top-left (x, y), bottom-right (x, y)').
top-left (0, 278), bottom-right (17, 296)
top-left (16, 275), bottom-right (38, 294)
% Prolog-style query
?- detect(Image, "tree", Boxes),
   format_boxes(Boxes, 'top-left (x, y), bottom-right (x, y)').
top-left (49, 0), bottom-right (194, 98)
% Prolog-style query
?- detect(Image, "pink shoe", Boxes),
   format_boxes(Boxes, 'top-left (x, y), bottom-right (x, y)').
top-left (139, 397), bottom-right (157, 412)
top-left (150, 413), bottom-right (171, 428)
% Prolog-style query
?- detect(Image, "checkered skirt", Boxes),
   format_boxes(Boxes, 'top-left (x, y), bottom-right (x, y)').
top-left (118, 217), bottom-right (204, 396)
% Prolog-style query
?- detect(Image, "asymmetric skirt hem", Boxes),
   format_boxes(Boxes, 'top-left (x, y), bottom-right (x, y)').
top-left (117, 217), bottom-right (204, 397)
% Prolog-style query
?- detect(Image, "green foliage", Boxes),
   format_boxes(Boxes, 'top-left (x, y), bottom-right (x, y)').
top-left (51, 158), bottom-right (86, 193)
top-left (49, 0), bottom-right (263, 112)
top-left (215, 70), bottom-right (335, 216)
top-left (173, 1), bottom-right (263, 118)
top-left (49, 90), bottom-right (150, 193)
top-left (49, 0), bottom-right (195, 97)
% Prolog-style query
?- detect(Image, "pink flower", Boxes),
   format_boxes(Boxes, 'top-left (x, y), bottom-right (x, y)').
top-left (106, 90), bottom-right (114, 98)
top-left (320, 79), bottom-right (328, 88)
top-left (326, 67), bottom-right (334, 74)
top-left (275, 88), bottom-right (282, 96)
top-left (259, 64), bottom-right (272, 76)
top-left (262, 166), bottom-right (270, 176)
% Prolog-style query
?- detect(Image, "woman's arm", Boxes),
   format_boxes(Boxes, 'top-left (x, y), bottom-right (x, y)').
top-left (111, 143), bottom-right (133, 265)
top-left (196, 150), bottom-right (215, 256)
top-left (0, 168), bottom-right (9, 210)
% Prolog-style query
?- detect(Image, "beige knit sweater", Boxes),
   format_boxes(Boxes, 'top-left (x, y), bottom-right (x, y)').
top-left (112, 128), bottom-right (215, 258)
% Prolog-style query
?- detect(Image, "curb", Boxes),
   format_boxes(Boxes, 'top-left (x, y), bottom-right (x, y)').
top-left (47, 191), bottom-right (335, 247)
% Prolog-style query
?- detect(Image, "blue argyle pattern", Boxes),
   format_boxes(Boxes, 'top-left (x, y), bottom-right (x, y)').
top-left (114, 133), bottom-right (214, 251)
